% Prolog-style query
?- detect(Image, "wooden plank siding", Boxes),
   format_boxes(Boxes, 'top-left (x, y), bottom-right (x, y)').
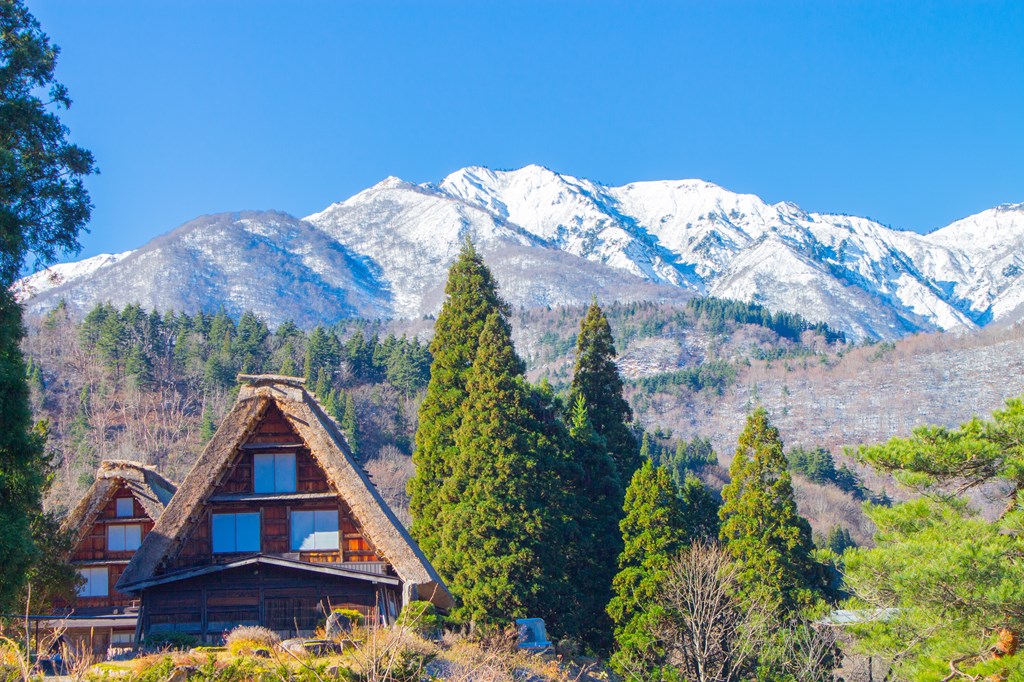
top-left (142, 563), bottom-right (399, 641)
top-left (67, 484), bottom-right (153, 610)
top-left (169, 402), bottom-right (384, 571)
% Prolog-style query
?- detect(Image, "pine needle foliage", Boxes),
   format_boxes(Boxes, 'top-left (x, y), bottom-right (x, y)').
top-left (608, 461), bottom-right (686, 676)
top-left (719, 408), bottom-right (821, 616)
top-left (438, 312), bottom-right (561, 625)
top-left (561, 393), bottom-right (624, 652)
top-left (409, 240), bottom-right (511, 563)
top-left (570, 302), bottom-right (640, 481)
top-left (0, 0), bottom-right (95, 609)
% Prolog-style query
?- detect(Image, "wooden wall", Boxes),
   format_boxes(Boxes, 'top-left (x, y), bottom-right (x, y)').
top-left (69, 484), bottom-right (153, 610)
top-left (169, 401), bottom-right (384, 570)
top-left (142, 563), bottom-right (399, 641)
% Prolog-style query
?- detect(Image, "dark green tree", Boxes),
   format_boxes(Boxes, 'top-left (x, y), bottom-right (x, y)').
top-left (199, 405), bottom-right (218, 444)
top-left (233, 310), bottom-right (269, 374)
top-left (608, 461), bottom-right (686, 677)
top-left (438, 313), bottom-right (560, 625)
top-left (0, 297), bottom-right (49, 609)
top-left (719, 408), bottom-right (821, 616)
top-left (823, 526), bottom-right (855, 556)
top-left (570, 302), bottom-right (639, 479)
top-left (304, 325), bottom-right (340, 384)
top-left (0, 0), bottom-right (95, 610)
top-left (124, 343), bottom-right (154, 389)
top-left (679, 472), bottom-right (720, 542)
top-left (562, 393), bottom-right (624, 651)
top-left (409, 240), bottom-right (510, 562)
top-left (341, 392), bottom-right (359, 458)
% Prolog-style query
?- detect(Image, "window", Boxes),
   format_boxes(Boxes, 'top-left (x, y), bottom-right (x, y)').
top-left (107, 524), bottom-right (142, 551)
top-left (111, 632), bottom-right (134, 646)
top-left (212, 512), bottom-right (260, 553)
top-left (290, 510), bottom-right (339, 551)
top-left (253, 452), bottom-right (297, 493)
top-left (115, 497), bottom-right (134, 517)
top-left (77, 567), bottom-right (108, 597)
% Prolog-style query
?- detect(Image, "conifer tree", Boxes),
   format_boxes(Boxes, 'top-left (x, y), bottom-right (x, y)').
top-left (304, 325), bottom-right (340, 383)
top-left (341, 392), bottom-right (359, 458)
top-left (439, 313), bottom-right (560, 625)
top-left (234, 310), bottom-right (269, 374)
top-left (0, 0), bottom-right (95, 609)
top-left (409, 240), bottom-right (510, 561)
top-left (608, 461), bottom-right (686, 676)
top-left (719, 408), bottom-right (820, 615)
top-left (680, 472), bottom-right (720, 542)
top-left (570, 302), bottom-right (639, 479)
top-left (562, 393), bottom-right (624, 651)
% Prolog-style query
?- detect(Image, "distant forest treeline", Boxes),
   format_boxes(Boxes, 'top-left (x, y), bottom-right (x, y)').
top-left (23, 295), bottom-right (850, 520)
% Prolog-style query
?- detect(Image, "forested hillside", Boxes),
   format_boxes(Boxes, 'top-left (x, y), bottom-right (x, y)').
top-left (25, 295), bottom-right (1024, 545)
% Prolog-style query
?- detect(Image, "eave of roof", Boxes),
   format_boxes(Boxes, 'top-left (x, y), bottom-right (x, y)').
top-left (119, 554), bottom-right (401, 592)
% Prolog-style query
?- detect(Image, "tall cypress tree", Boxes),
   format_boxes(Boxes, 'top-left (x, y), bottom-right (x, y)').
top-left (719, 407), bottom-right (821, 615)
top-left (409, 240), bottom-right (509, 562)
top-left (562, 393), bottom-right (623, 651)
top-left (570, 302), bottom-right (639, 480)
top-left (608, 461), bottom-right (687, 677)
top-left (438, 312), bottom-right (559, 625)
top-left (0, 0), bottom-right (96, 610)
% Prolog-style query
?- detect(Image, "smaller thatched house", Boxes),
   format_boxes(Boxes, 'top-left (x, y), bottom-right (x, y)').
top-left (117, 375), bottom-right (453, 643)
top-left (52, 460), bottom-right (177, 654)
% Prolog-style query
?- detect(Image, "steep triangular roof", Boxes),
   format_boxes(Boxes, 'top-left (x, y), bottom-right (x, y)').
top-left (63, 460), bottom-right (178, 549)
top-left (117, 375), bottom-right (454, 609)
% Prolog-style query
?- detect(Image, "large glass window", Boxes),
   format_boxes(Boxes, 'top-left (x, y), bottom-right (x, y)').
top-left (107, 524), bottom-right (142, 551)
top-left (115, 497), bottom-right (134, 517)
top-left (290, 510), bottom-right (339, 551)
top-left (77, 567), bottom-right (108, 597)
top-left (253, 453), bottom-right (297, 493)
top-left (212, 512), bottom-right (261, 553)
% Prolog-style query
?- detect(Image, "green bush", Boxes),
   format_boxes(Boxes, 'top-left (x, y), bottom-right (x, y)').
top-left (394, 600), bottom-right (442, 636)
top-left (144, 632), bottom-right (198, 651)
top-left (330, 608), bottom-right (364, 627)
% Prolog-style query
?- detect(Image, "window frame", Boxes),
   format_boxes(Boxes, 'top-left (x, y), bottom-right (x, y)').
top-left (289, 509), bottom-right (340, 552)
top-left (212, 512), bottom-right (262, 554)
top-left (252, 452), bottom-right (297, 494)
top-left (107, 523), bottom-right (142, 552)
top-left (115, 497), bottom-right (134, 518)
top-left (77, 566), bottom-right (108, 598)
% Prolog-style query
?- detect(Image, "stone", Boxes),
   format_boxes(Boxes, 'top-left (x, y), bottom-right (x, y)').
top-left (324, 611), bottom-right (351, 639)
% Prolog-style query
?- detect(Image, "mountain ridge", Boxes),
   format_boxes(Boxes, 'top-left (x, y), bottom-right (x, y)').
top-left (15, 165), bottom-right (1024, 340)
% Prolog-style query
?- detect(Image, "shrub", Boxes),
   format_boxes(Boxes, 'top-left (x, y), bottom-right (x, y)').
top-left (224, 625), bottom-right (280, 656)
top-left (394, 601), bottom-right (442, 637)
top-left (130, 655), bottom-right (176, 682)
top-left (143, 632), bottom-right (198, 651)
top-left (331, 608), bottom-right (364, 627)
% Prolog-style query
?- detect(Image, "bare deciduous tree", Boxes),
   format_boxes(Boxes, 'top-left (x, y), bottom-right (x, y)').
top-left (656, 541), bottom-right (772, 682)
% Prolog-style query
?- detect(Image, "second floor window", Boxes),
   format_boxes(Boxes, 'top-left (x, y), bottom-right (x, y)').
top-left (115, 497), bottom-right (134, 517)
top-left (212, 512), bottom-right (261, 553)
top-left (253, 452), bottom-right (297, 493)
top-left (77, 566), bottom-right (108, 597)
top-left (108, 524), bottom-right (142, 551)
top-left (290, 509), bottom-right (339, 551)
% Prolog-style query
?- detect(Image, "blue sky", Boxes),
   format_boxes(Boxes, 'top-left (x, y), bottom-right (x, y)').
top-left (28, 1), bottom-right (1024, 260)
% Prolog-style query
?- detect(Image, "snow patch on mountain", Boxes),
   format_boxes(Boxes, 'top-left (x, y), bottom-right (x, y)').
top-left (13, 166), bottom-right (1023, 341)
top-left (14, 251), bottom-right (134, 301)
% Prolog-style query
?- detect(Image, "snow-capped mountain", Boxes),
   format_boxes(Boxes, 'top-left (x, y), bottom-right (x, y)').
top-left (14, 250), bottom-right (135, 300)
top-left (16, 166), bottom-right (1024, 340)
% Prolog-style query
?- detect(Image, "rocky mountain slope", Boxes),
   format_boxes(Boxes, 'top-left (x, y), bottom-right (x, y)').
top-left (15, 166), bottom-right (1024, 340)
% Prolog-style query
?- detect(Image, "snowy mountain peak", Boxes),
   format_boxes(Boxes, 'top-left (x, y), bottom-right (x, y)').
top-left (14, 165), bottom-right (1024, 341)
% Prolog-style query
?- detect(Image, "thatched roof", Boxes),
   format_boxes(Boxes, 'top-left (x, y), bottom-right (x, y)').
top-left (117, 375), bottom-right (454, 609)
top-left (64, 460), bottom-right (178, 550)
